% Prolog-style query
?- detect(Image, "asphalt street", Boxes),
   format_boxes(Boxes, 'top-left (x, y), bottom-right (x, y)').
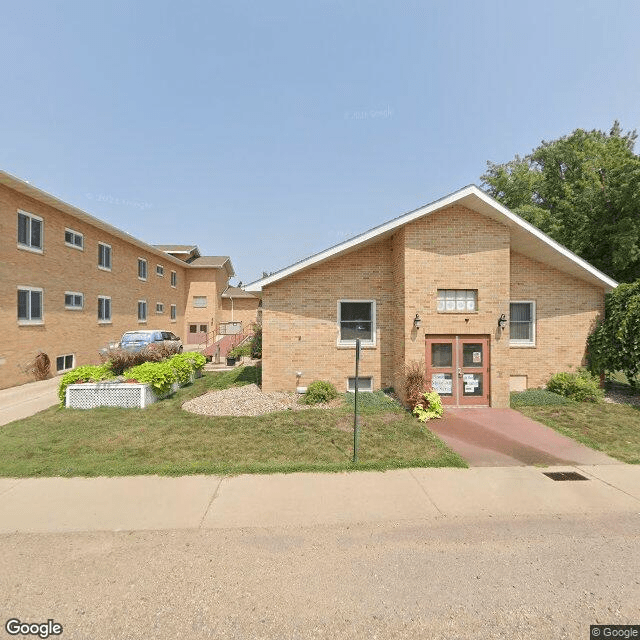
top-left (1, 512), bottom-right (639, 640)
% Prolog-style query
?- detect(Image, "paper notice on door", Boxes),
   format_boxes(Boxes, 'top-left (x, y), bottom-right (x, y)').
top-left (432, 376), bottom-right (452, 394)
top-left (463, 374), bottom-right (475, 382)
top-left (432, 373), bottom-right (446, 379)
top-left (464, 384), bottom-right (475, 393)
top-left (473, 352), bottom-right (482, 363)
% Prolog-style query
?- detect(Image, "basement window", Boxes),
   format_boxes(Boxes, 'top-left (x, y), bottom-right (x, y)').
top-left (347, 376), bottom-right (373, 392)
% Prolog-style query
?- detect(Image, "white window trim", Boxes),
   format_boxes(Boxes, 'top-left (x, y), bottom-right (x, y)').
top-left (17, 285), bottom-right (44, 325)
top-left (17, 210), bottom-right (44, 254)
top-left (347, 376), bottom-right (374, 392)
top-left (64, 228), bottom-right (84, 251)
top-left (170, 271), bottom-right (177, 288)
top-left (64, 291), bottom-right (84, 310)
top-left (138, 299), bottom-right (148, 323)
top-left (138, 257), bottom-right (148, 281)
top-left (98, 295), bottom-right (112, 324)
top-left (56, 354), bottom-right (75, 373)
top-left (156, 264), bottom-right (164, 277)
top-left (509, 300), bottom-right (536, 348)
top-left (337, 299), bottom-right (377, 348)
top-left (170, 304), bottom-right (177, 322)
top-left (98, 242), bottom-right (112, 271)
top-left (156, 302), bottom-right (164, 314)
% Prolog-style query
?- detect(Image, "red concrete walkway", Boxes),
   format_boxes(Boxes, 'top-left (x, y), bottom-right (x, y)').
top-left (428, 408), bottom-right (621, 467)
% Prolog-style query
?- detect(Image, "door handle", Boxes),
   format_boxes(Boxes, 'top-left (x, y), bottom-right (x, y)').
top-left (457, 368), bottom-right (463, 378)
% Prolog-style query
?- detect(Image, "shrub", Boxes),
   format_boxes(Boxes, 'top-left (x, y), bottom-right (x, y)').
top-left (29, 352), bottom-right (51, 381)
top-left (510, 388), bottom-right (572, 407)
top-left (403, 361), bottom-right (426, 410)
top-left (168, 354), bottom-right (194, 386)
top-left (123, 361), bottom-right (178, 397)
top-left (175, 351), bottom-right (206, 372)
top-left (301, 380), bottom-right (338, 405)
top-left (412, 391), bottom-right (444, 422)
top-left (546, 369), bottom-right (604, 403)
top-left (229, 343), bottom-right (252, 359)
top-left (251, 323), bottom-right (262, 359)
top-left (58, 364), bottom-right (115, 405)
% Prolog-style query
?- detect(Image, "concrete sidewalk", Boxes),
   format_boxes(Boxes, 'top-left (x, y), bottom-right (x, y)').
top-left (0, 376), bottom-right (59, 426)
top-left (0, 465), bottom-right (638, 533)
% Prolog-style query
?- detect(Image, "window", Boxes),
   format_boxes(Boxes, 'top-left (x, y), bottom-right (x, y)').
top-left (156, 302), bottom-right (164, 314)
top-left (64, 228), bottom-right (83, 250)
top-left (170, 304), bottom-right (177, 321)
top-left (138, 300), bottom-right (147, 322)
top-left (17, 286), bottom-right (43, 323)
top-left (98, 296), bottom-right (111, 322)
top-left (170, 271), bottom-right (177, 287)
top-left (510, 301), bottom-right (536, 346)
top-left (138, 258), bottom-right (147, 280)
top-left (338, 300), bottom-right (376, 346)
top-left (193, 296), bottom-right (207, 308)
top-left (56, 354), bottom-right (74, 372)
top-left (17, 211), bottom-right (43, 252)
top-left (437, 290), bottom-right (477, 313)
top-left (347, 376), bottom-right (373, 392)
top-left (98, 243), bottom-right (112, 270)
top-left (64, 292), bottom-right (84, 310)
top-left (156, 264), bottom-right (164, 277)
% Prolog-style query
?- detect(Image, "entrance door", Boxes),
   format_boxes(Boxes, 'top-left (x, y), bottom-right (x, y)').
top-left (425, 335), bottom-right (490, 406)
top-left (187, 324), bottom-right (209, 344)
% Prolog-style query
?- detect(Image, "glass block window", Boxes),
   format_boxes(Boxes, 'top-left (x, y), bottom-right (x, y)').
top-left (193, 296), bottom-right (207, 308)
top-left (437, 289), bottom-right (477, 312)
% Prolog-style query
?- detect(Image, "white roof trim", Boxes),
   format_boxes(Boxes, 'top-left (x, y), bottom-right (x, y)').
top-left (245, 185), bottom-right (618, 292)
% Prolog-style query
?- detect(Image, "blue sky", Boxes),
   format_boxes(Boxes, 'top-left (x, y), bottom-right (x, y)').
top-left (3, 0), bottom-right (639, 284)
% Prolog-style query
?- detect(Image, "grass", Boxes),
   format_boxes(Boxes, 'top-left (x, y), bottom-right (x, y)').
top-left (0, 367), bottom-right (466, 477)
top-left (511, 388), bottom-right (640, 464)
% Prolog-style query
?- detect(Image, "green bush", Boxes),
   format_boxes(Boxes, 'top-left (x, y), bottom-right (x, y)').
top-left (174, 351), bottom-right (206, 372)
top-left (510, 388), bottom-right (572, 407)
top-left (412, 391), bottom-right (444, 422)
top-left (251, 323), bottom-right (262, 359)
top-left (229, 343), bottom-right (252, 359)
top-left (123, 361), bottom-right (178, 397)
top-left (58, 364), bottom-right (115, 406)
top-left (301, 380), bottom-right (338, 405)
top-left (168, 354), bottom-right (194, 386)
top-left (546, 369), bottom-right (604, 403)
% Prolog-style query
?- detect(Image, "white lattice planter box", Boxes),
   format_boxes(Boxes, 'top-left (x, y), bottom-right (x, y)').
top-left (66, 382), bottom-right (168, 409)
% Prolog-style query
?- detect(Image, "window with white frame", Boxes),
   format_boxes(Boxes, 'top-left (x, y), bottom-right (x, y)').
top-left (98, 243), bottom-right (112, 270)
top-left (156, 302), bottom-right (164, 314)
top-left (338, 300), bottom-right (376, 346)
top-left (347, 376), bottom-right (373, 392)
top-left (437, 289), bottom-right (477, 312)
top-left (170, 271), bottom-right (177, 287)
top-left (17, 211), bottom-right (43, 252)
top-left (138, 258), bottom-right (147, 280)
top-left (510, 301), bottom-right (536, 346)
top-left (170, 304), bottom-right (177, 321)
top-left (156, 264), bottom-right (164, 277)
top-left (138, 300), bottom-right (147, 322)
top-left (98, 296), bottom-right (111, 322)
top-left (193, 296), bottom-right (207, 308)
top-left (56, 354), bottom-right (74, 372)
top-left (17, 286), bottom-right (43, 323)
top-left (64, 291), bottom-right (84, 310)
top-left (64, 228), bottom-right (83, 250)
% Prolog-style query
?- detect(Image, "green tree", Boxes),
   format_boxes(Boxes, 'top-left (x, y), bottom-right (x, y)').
top-left (587, 280), bottom-right (640, 387)
top-left (482, 122), bottom-right (640, 282)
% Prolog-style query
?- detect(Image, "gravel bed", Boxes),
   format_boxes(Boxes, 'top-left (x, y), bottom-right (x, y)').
top-left (182, 383), bottom-right (335, 417)
top-left (604, 390), bottom-right (640, 406)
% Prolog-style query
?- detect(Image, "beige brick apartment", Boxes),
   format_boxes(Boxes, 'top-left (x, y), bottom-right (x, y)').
top-left (246, 185), bottom-right (617, 408)
top-left (0, 171), bottom-right (258, 390)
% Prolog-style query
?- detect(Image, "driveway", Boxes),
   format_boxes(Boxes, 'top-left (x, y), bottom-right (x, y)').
top-left (427, 408), bottom-right (621, 467)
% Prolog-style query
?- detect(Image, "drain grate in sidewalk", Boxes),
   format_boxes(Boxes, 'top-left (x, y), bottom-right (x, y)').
top-left (543, 471), bottom-right (589, 482)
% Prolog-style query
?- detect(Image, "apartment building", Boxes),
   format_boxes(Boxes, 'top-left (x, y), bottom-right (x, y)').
top-left (0, 171), bottom-right (258, 390)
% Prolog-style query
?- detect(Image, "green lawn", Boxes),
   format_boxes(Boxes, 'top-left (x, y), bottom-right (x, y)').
top-left (512, 389), bottom-right (640, 464)
top-left (0, 367), bottom-right (466, 477)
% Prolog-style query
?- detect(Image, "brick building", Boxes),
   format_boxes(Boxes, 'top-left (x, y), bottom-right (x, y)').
top-left (0, 171), bottom-right (258, 390)
top-left (246, 185), bottom-right (617, 408)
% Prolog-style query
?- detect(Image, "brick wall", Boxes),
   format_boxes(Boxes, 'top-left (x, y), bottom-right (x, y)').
top-left (219, 297), bottom-right (260, 332)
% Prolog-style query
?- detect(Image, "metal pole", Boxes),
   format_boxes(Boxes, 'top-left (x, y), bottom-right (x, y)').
top-left (353, 338), bottom-right (360, 464)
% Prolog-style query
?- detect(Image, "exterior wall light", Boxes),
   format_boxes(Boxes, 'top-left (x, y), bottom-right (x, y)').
top-left (413, 313), bottom-right (422, 329)
top-left (498, 314), bottom-right (507, 329)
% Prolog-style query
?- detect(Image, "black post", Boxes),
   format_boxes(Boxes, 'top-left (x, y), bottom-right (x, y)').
top-left (353, 338), bottom-right (361, 464)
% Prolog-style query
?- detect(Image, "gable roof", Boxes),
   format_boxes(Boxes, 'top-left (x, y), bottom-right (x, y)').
top-left (245, 185), bottom-right (618, 292)
top-left (153, 244), bottom-right (199, 253)
top-left (221, 285), bottom-right (258, 299)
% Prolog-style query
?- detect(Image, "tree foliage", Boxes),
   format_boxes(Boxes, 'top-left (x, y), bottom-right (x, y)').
top-left (482, 122), bottom-right (640, 282)
top-left (587, 280), bottom-right (640, 387)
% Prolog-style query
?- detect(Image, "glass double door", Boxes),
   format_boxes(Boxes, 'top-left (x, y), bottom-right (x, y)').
top-left (425, 335), bottom-right (490, 406)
